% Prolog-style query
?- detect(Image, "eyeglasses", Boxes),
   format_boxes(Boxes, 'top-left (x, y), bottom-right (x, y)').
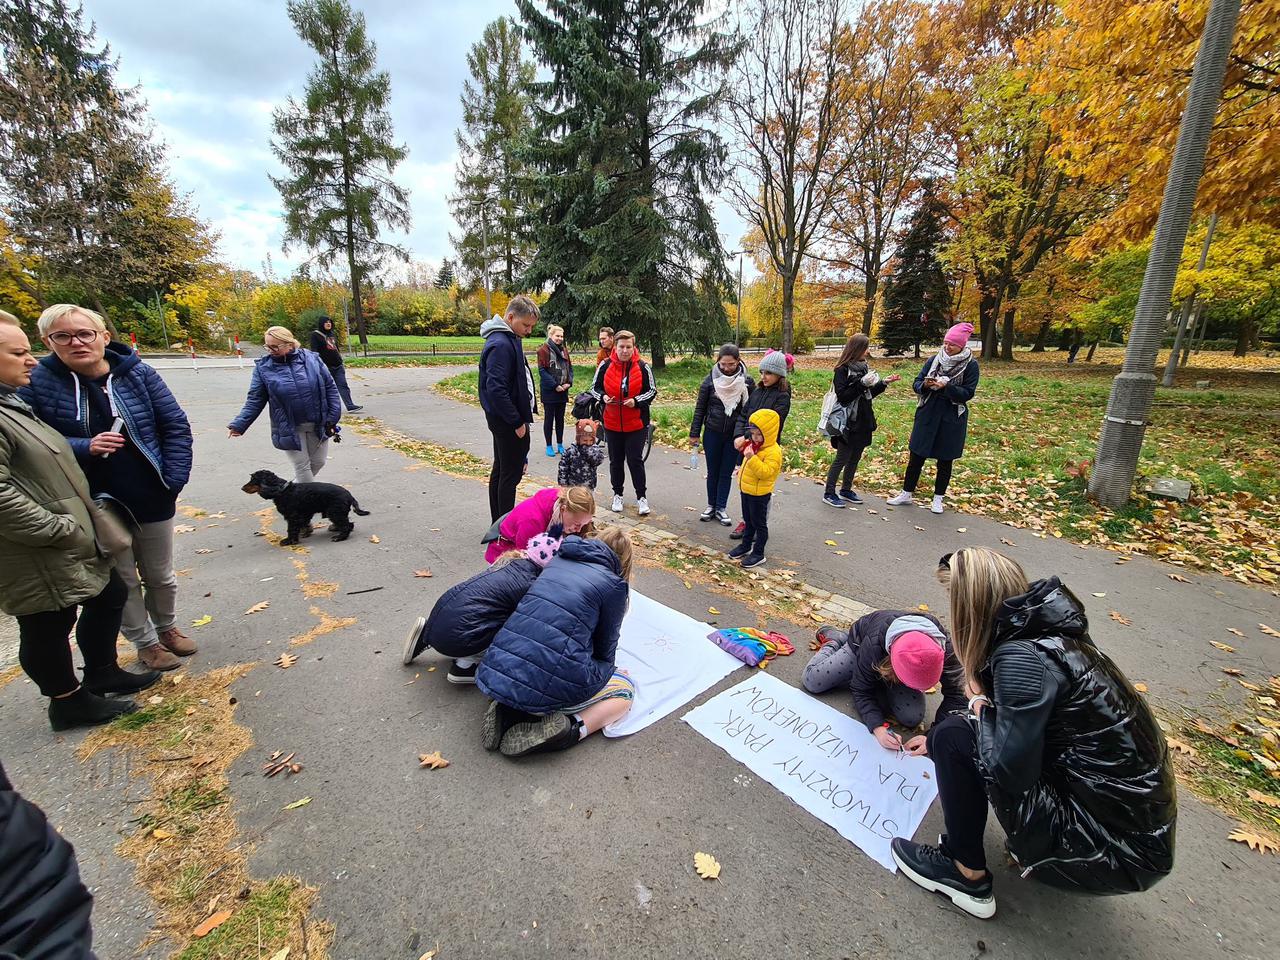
top-left (48, 329), bottom-right (100, 346)
top-left (265, 341), bottom-right (288, 352)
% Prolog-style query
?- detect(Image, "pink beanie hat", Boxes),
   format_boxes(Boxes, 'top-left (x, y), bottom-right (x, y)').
top-left (525, 533), bottom-right (563, 569)
top-left (943, 322), bottom-right (974, 349)
top-left (889, 631), bottom-right (946, 692)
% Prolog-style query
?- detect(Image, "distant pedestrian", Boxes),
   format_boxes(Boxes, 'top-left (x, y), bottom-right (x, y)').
top-left (591, 330), bottom-right (657, 516)
top-left (309, 315), bottom-right (362, 412)
top-left (887, 321), bottom-right (979, 515)
top-left (558, 419), bottom-right (606, 489)
top-left (595, 326), bottom-right (615, 366)
top-left (690, 343), bottom-right (752, 527)
top-left (822, 334), bottom-right (899, 508)
top-left (478, 296), bottom-right (540, 521)
top-left (228, 326), bottom-right (341, 483)
top-left (729, 350), bottom-right (790, 540)
top-left (729, 408), bottom-right (782, 569)
top-left (537, 324), bottom-right (573, 456)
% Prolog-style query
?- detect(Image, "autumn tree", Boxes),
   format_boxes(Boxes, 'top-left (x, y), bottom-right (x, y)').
top-left (450, 17), bottom-right (536, 298)
top-left (880, 186), bottom-right (950, 357)
top-left (271, 0), bottom-right (411, 348)
top-left (1173, 221), bottom-right (1280, 356)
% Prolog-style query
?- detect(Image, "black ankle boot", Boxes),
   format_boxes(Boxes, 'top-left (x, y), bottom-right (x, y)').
top-left (48, 688), bottom-right (137, 731)
top-left (83, 664), bottom-right (161, 697)
top-left (499, 713), bottom-right (584, 757)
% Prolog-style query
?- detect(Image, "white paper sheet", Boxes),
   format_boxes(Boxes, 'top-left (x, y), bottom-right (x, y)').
top-left (604, 592), bottom-right (744, 737)
top-left (683, 672), bottom-right (939, 871)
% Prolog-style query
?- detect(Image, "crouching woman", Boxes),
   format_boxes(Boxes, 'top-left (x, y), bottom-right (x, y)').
top-left (477, 526), bottom-right (635, 757)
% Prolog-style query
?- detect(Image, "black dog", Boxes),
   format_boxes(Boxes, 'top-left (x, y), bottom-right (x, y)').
top-left (242, 470), bottom-right (370, 545)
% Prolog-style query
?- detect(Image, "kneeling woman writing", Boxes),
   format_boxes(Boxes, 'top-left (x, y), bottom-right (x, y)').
top-left (477, 526), bottom-right (635, 757)
top-left (890, 547), bottom-right (1176, 919)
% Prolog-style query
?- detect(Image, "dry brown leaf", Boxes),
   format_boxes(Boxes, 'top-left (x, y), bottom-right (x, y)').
top-left (418, 751), bottom-right (449, 770)
top-left (274, 653), bottom-right (298, 669)
top-left (1227, 627), bottom-right (1246, 638)
top-left (1109, 611), bottom-right (1133, 626)
top-left (1210, 641), bottom-right (1236, 653)
top-left (1227, 828), bottom-right (1280, 855)
top-left (192, 910), bottom-right (233, 938)
top-left (1240, 680), bottom-right (1263, 692)
top-left (1222, 667), bottom-right (1243, 676)
top-left (152, 827), bottom-right (175, 840)
top-left (413, 569), bottom-right (433, 578)
top-left (1168, 573), bottom-right (1191, 583)
top-left (268, 949), bottom-right (290, 960)
top-left (693, 851), bottom-right (721, 880)
top-left (244, 600), bottom-right (270, 615)
top-left (369, 534), bottom-right (381, 544)
top-left (418, 948), bottom-right (438, 960)
top-left (1247, 789), bottom-right (1280, 809)
top-left (1260, 624), bottom-right (1280, 639)
top-left (999, 537), bottom-right (1016, 546)
top-left (1165, 737), bottom-right (1196, 757)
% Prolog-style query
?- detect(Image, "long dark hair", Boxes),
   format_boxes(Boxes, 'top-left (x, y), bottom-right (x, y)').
top-left (836, 334), bottom-right (870, 369)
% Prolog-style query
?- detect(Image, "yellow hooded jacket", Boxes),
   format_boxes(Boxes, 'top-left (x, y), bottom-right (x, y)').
top-left (739, 408), bottom-right (783, 496)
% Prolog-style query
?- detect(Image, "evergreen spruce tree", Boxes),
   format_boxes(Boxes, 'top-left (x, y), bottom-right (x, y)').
top-left (517, 0), bottom-right (738, 366)
top-left (434, 258), bottom-right (455, 291)
top-left (271, 0), bottom-right (410, 348)
top-left (880, 188), bottom-right (950, 358)
top-left (450, 17), bottom-right (535, 295)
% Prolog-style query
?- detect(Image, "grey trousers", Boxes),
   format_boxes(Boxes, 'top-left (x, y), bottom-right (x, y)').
top-left (282, 423), bottom-right (330, 482)
top-left (802, 629), bottom-right (925, 728)
top-left (115, 518), bottom-right (179, 650)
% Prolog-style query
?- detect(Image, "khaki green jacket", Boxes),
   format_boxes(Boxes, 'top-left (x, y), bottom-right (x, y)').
top-left (0, 391), bottom-right (108, 616)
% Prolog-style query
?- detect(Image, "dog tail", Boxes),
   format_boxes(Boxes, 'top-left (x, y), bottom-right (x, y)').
top-left (351, 499), bottom-right (371, 516)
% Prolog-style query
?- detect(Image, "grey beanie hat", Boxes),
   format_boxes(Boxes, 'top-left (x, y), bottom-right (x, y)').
top-left (759, 351), bottom-right (788, 378)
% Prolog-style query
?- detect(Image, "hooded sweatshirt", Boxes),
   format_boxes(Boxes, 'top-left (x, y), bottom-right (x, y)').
top-left (478, 316), bottom-right (537, 429)
top-left (309, 317), bottom-right (344, 368)
top-left (738, 408), bottom-right (783, 496)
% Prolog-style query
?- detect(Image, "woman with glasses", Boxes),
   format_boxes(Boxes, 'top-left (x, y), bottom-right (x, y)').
top-left (22, 304), bottom-right (196, 673)
top-left (228, 326), bottom-right (341, 483)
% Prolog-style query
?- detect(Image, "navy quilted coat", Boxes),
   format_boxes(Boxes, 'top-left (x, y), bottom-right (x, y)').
top-left (20, 341), bottom-right (193, 491)
top-left (228, 349), bottom-right (340, 452)
top-left (477, 536), bottom-right (629, 713)
top-left (422, 558), bottom-right (542, 658)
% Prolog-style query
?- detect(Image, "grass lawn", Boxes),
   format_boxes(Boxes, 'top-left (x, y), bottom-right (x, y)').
top-left (438, 355), bottom-right (1280, 585)
top-left (356, 335), bottom-right (488, 352)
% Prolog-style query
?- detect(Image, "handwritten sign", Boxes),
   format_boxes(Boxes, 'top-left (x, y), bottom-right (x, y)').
top-left (683, 671), bottom-right (938, 871)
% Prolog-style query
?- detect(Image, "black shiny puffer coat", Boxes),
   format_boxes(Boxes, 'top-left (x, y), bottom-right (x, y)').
top-left (976, 577), bottom-right (1176, 894)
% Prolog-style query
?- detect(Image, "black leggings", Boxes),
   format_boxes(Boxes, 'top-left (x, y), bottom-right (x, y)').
top-left (928, 715), bottom-right (989, 872)
top-left (605, 428), bottom-right (647, 498)
top-left (825, 439), bottom-right (866, 495)
top-left (903, 452), bottom-right (954, 497)
top-left (17, 571), bottom-right (127, 698)
top-left (542, 401), bottom-right (566, 446)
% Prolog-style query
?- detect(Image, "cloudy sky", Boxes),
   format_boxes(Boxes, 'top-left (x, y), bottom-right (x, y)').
top-left (84, 0), bottom-right (749, 281)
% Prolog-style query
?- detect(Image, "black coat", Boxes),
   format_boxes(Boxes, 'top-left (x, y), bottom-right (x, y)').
top-left (831, 365), bottom-right (887, 449)
top-left (977, 577), bottom-right (1177, 894)
top-left (734, 383), bottom-right (791, 440)
top-left (908, 358), bottom-right (979, 461)
top-left (421, 558), bottom-right (542, 658)
top-left (0, 761), bottom-right (96, 960)
top-left (690, 369), bottom-right (754, 438)
top-left (844, 609), bottom-right (966, 732)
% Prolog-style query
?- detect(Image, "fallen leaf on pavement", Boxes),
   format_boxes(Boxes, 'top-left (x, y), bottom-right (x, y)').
top-left (1261, 624), bottom-right (1280, 639)
top-left (413, 570), bottom-right (433, 578)
top-left (956, 527), bottom-right (967, 533)
top-left (1109, 611), bottom-right (1132, 626)
top-left (1168, 573), bottom-right (1191, 583)
top-left (693, 851), bottom-right (721, 880)
top-left (683, 580), bottom-right (692, 589)
top-left (1165, 737), bottom-right (1196, 757)
top-left (418, 947), bottom-right (439, 960)
top-left (274, 653), bottom-right (298, 669)
top-left (193, 910), bottom-right (233, 938)
top-left (174, 525), bottom-right (197, 534)
top-left (1227, 828), bottom-right (1280, 855)
top-left (1210, 641), bottom-right (1236, 653)
top-left (834, 550), bottom-right (849, 556)
top-left (191, 615), bottom-right (212, 627)
top-left (1092, 592), bottom-right (1107, 598)
top-left (1222, 667), bottom-right (1243, 676)
top-left (824, 540), bottom-right (837, 546)
top-left (418, 751), bottom-right (449, 770)
top-left (1227, 628), bottom-right (1246, 638)
top-left (282, 797), bottom-right (311, 810)
top-left (1133, 682), bottom-right (1148, 693)
top-left (244, 600), bottom-right (270, 615)
top-left (999, 538), bottom-right (1016, 546)
top-left (1247, 789), bottom-right (1280, 809)
top-left (917, 604), bottom-right (929, 612)
top-left (195, 548), bottom-right (213, 555)
top-left (369, 534), bottom-right (381, 543)
top-left (708, 607), bottom-right (720, 615)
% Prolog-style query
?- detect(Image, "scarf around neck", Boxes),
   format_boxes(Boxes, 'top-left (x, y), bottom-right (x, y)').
top-left (546, 337), bottom-right (569, 384)
top-left (920, 346), bottom-right (973, 409)
top-left (711, 364), bottom-right (749, 416)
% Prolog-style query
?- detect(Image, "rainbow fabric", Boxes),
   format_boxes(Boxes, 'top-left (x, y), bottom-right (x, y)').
top-left (706, 628), bottom-right (795, 668)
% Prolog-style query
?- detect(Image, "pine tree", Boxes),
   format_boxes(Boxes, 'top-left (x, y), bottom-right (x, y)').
top-left (434, 259), bottom-right (455, 291)
top-left (449, 17), bottom-right (535, 298)
top-left (271, 0), bottom-right (410, 348)
top-left (517, 0), bottom-right (738, 366)
top-left (881, 188), bottom-right (950, 358)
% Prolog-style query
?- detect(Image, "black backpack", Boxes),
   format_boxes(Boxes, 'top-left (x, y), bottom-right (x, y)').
top-left (572, 391), bottom-right (602, 422)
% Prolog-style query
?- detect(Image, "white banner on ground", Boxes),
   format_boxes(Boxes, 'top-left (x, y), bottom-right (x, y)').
top-left (604, 592), bottom-right (744, 738)
top-left (683, 671), bottom-right (938, 871)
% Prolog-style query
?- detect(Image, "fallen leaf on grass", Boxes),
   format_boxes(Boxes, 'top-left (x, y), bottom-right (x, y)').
top-left (283, 796), bottom-right (311, 810)
top-left (1247, 789), bottom-right (1280, 809)
top-left (1227, 628), bottom-right (1246, 638)
top-left (147, 695), bottom-right (163, 705)
top-left (369, 534), bottom-right (381, 544)
top-left (152, 827), bottom-right (175, 840)
top-left (1261, 624), bottom-right (1280, 639)
top-left (1227, 828), bottom-right (1280, 855)
top-left (268, 949), bottom-right (290, 960)
top-left (418, 751), bottom-right (449, 770)
top-left (1168, 573), bottom-right (1191, 583)
top-left (413, 570), bottom-right (433, 578)
top-left (244, 600), bottom-right (270, 615)
top-left (1109, 611), bottom-right (1132, 626)
top-left (1133, 682), bottom-right (1149, 694)
top-left (1210, 641), bottom-right (1236, 653)
top-left (193, 910), bottom-right (233, 938)
top-left (274, 653), bottom-right (298, 669)
top-left (708, 607), bottom-right (720, 615)
top-left (1165, 737), bottom-right (1196, 757)
top-left (191, 614), bottom-right (213, 627)
top-left (1239, 680), bottom-right (1262, 692)
top-left (693, 851), bottom-right (721, 880)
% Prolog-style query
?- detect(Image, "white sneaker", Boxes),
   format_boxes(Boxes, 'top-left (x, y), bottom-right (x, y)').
top-left (611, 494), bottom-right (624, 513)
top-left (886, 490), bottom-right (914, 506)
top-left (931, 496), bottom-right (945, 514)
top-left (637, 497), bottom-right (651, 516)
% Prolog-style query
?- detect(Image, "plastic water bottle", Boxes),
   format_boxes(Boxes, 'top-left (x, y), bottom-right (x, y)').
top-left (690, 444), bottom-right (699, 470)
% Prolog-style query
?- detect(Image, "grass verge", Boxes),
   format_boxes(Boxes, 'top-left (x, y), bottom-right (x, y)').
top-left (345, 416), bottom-right (491, 479)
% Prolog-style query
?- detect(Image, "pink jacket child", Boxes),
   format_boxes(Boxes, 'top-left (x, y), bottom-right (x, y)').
top-left (483, 486), bottom-right (595, 564)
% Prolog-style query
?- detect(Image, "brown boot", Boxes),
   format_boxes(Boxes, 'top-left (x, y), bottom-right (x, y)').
top-left (138, 643), bottom-right (182, 671)
top-left (158, 627), bottom-right (197, 656)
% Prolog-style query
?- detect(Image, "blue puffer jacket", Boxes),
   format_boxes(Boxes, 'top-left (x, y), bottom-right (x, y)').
top-left (228, 349), bottom-right (340, 451)
top-left (422, 558), bottom-right (542, 658)
top-left (477, 536), bottom-right (629, 714)
top-left (20, 340), bottom-right (193, 491)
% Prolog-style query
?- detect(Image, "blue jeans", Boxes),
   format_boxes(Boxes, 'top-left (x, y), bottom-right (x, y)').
top-left (328, 363), bottom-right (357, 409)
top-left (701, 429), bottom-right (740, 511)
top-left (739, 491), bottom-right (772, 554)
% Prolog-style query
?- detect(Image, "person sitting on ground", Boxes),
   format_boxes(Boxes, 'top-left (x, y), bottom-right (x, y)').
top-left (729, 409), bottom-right (782, 569)
top-left (0, 311), bottom-right (159, 731)
top-left (890, 547), bottom-right (1176, 919)
top-left (402, 533), bottom-right (563, 684)
top-left (730, 350), bottom-right (791, 540)
top-left (483, 485), bottom-right (595, 565)
top-left (803, 610), bottom-right (965, 751)
top-left (476, 526), bottom-right (635, 757)
top-left (557, 419), bottom-right (606, 489)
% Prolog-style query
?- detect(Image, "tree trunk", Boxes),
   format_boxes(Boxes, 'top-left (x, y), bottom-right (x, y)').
top-left (1086, 341), bottom-right (1098, 362)
top-left (1031, 319), bottom-right (1051, 352)
top-left (977, 285), bottom-right (1001, 361)
top-left (1234, 319), bottom-right (1255, 357)
top-left (781, 269), bottom-right (796, 354)
top-left (1000, 295), bottom-right (1017, 362)
top-left (861, 274), bottom-right (877, 335)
